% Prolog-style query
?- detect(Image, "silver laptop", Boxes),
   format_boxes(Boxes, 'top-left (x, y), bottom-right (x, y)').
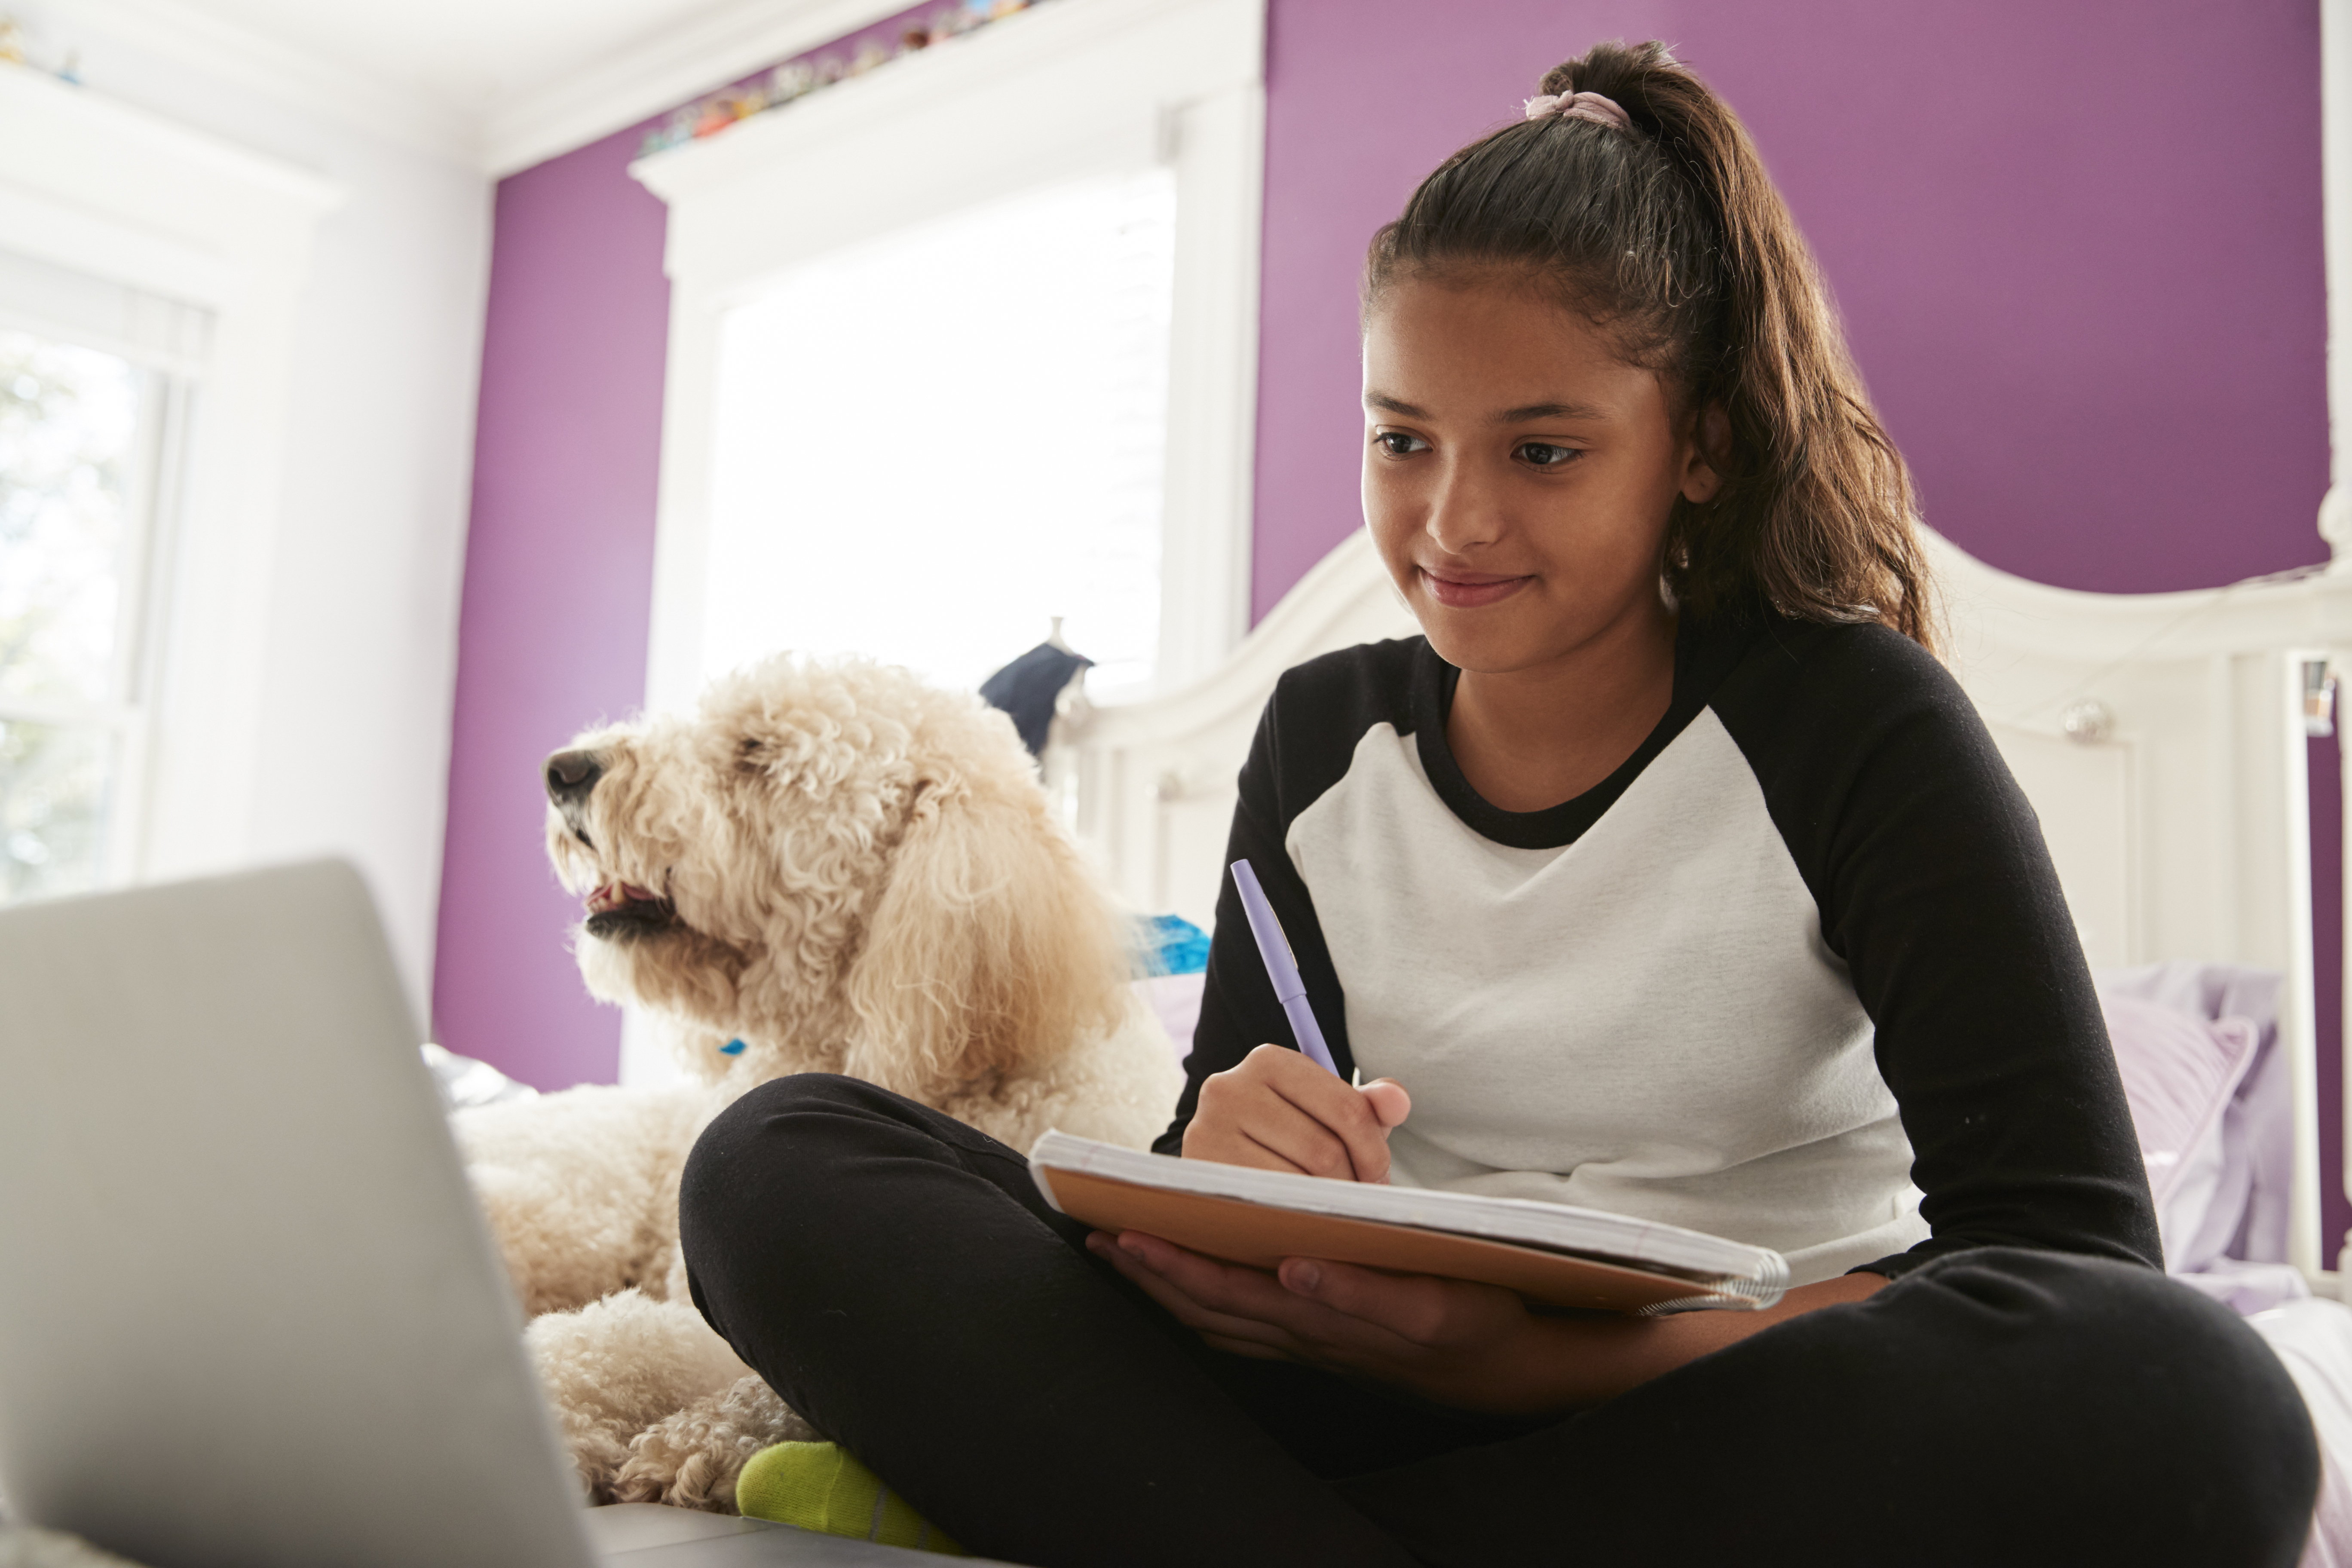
top-left (0, 859), bottom-right (992, 1567)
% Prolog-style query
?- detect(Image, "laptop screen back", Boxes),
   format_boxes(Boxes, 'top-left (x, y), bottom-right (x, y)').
top-left (0, 860), bottom-right (594, 1568)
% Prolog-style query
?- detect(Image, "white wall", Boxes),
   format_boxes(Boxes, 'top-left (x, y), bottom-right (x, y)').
top-left (4, 10), bottom-right (491, 1018)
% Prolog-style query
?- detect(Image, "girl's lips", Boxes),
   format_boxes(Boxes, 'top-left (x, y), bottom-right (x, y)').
top-left (1419, 568), bottom-right (1531, 609)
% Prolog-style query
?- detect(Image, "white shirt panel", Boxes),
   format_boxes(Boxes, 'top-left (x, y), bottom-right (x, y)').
top-left (1285, 710), bottom-right (1927, 1285)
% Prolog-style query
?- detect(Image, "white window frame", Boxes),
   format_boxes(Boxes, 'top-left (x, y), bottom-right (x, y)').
top-left (0, 67), bottom-right (341, 885)
top-left (631, 0), bottom-right (1265, 714)
top-left (0, 282), bottom-right (200, 891)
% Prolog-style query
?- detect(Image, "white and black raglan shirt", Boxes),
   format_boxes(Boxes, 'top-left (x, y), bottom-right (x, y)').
top-left (1157, 614), bottom-right (2163, 1287)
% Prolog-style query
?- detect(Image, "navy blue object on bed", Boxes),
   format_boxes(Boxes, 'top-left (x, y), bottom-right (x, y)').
top-left (980, 641), bottom-right (1093, 757)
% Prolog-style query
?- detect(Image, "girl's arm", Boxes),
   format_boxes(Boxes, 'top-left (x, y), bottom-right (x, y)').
top-left (1158, 652), bottom-right (1402, 1159)
top-left (1714, 622), bottom-right (2160, 1280)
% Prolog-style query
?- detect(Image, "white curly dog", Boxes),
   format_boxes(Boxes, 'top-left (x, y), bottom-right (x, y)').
top-left (453, 655), bottom-right (1182, 1511)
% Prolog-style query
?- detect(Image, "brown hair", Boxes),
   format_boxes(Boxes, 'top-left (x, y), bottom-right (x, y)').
top-left (1364, 40), bottom-right (1937, 650)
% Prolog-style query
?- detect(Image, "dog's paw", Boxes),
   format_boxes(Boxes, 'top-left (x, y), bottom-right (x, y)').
top-left (527, 1289), bottom-right (755, 1503)
top-left (611, 1374), bottom-right (819, 1513)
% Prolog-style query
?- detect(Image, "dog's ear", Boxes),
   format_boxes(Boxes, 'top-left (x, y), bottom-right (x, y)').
top-left (841, 779), bottom-right (1127, 1096)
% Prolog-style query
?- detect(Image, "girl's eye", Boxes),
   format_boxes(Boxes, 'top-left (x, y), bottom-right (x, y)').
top-left (1374, 431), bottom-right (1429, 457)
top-left (1517, 442), bottom-right (1580, 469)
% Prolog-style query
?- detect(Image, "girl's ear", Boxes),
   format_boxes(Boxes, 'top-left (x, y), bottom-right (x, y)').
top-left (1681, 403), bottom-right (1730, 504)
top-left (839, 779), bottom-right (1127, 1099)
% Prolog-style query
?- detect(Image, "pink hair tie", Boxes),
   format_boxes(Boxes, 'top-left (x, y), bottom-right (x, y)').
top-left (1522, 91), bottom-right (1631, 131)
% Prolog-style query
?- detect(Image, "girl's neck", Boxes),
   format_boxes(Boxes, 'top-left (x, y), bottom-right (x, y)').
top-left (1445, 599), bottom-right (1678, 815)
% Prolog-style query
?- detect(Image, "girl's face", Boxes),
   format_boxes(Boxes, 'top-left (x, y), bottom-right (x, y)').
top-left (1360, 273), bottom-right (1721, 678)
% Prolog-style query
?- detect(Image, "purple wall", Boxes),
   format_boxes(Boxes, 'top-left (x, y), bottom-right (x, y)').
top-left (432, 122), bottom-right (671, 1088)
top-left (1252, 0), bottom-right (2328, 613)
top-left (439, 0), bottom-right (2340, 1260)
top-left (432, 6), bottom-right (940, 1090)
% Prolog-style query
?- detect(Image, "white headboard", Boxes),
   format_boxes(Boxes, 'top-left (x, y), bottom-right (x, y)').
top-left (1047, 528), bottom-right (2352, 1275)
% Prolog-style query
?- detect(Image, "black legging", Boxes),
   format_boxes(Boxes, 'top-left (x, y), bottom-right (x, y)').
top-left (679, 1074), bottom-right (2320, 1567)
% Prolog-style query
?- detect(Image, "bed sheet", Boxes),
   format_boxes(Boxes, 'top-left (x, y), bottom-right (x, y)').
top-left (2250, 1297), bottom-right (2352, 1567)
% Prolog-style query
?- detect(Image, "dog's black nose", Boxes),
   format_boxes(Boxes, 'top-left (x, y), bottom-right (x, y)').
top-left (546, 749), bottom-right (603, 806)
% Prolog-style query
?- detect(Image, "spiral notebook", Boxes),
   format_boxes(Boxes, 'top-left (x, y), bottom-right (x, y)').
top-left (1029, 1131), bottom-right (1790, 1315)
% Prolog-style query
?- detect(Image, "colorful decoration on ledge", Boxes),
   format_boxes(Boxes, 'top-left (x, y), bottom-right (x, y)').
top-left (0, 17), bottom-right (83, 85)
top-left (637, 0), bottom-right (1045, 160)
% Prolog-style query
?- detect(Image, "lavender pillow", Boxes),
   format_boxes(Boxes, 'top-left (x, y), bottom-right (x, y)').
top-left (2101, 961), bottom-right (2294, 1262)
top-left (1133, 972), bottom-right (1206, 1063)
top-left (2100, 992), bottom-right (2261, 1272)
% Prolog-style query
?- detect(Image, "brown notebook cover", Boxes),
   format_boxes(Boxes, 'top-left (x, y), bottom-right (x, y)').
top-left (1038, 1167), bottom-right (1740, 1314)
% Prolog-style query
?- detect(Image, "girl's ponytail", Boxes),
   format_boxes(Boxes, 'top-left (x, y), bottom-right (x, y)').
top-left (1367, 41), bottom-right (1936, 651)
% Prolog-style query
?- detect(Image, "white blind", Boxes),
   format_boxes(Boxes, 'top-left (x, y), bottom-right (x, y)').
top-left (0, 247), bottom-right (209, 378)
top-left (703, 166), bottom-right (1177, 695)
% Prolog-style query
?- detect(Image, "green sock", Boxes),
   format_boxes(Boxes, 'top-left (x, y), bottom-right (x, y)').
top-left (736, 1441), bottom-right (965, 1556)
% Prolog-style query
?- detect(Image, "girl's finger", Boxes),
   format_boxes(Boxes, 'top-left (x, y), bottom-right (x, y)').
top-left (1280, 1256), bottom-right (1528, 1357)
top-left (1115, 1233), bottom-right (1403, 1359)
top-left (1359, 1078), bottom-right (1412, 1130)
top-left (1277, 1256), bottom-right (1460, 1344)
top-left (1116, 1231), bottom-right (1305, 1319)
top-left (1232, 1112), bottom-right (1358, 1182)
top-left (1188, 1047), bottom-right (1396, 1183)
top-left (1256, 1048), bottom-right (1396, 1183)
top-left (1198, 1332), bottom-right (1291, 1361)
top-left (1089, 1233), bottom-right (1299, 1350)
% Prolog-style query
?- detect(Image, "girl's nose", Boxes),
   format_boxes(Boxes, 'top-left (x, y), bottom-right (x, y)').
top-left (1423, 460), bottom-right (1504, 555)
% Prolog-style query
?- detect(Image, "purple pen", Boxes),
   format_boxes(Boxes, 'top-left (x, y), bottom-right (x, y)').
top-left (1229, 859), bottom-right (1341, 1076)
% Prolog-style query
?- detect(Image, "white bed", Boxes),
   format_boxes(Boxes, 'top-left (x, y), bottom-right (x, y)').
top-left (1049, 526), bottom-right (2352, 1560)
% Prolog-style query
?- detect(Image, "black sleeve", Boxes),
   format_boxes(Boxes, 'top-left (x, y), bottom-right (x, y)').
top-left (1713, 621), bottom-right (2163, 1277)
top-left (1150, 658), bottom-right (1384, 1155)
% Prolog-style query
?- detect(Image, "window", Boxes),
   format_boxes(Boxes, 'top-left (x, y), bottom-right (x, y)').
top-left (0, 248), bottom-right (203, 904)
top-left (704, 167), bottom-right (1177, 694)
top-left (634, 0), bottom-right (1264, 717)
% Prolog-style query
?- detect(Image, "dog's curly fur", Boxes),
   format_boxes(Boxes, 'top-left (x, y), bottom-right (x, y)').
top-left (453, 655), bottom-right (1181, 1510)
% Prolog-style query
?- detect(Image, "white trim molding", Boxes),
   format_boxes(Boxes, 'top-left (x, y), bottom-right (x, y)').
top-left (37, 0), bottom-right (477, 165)
top-left (631, 0), bottom-right (1265, 716)
top-left (30, 0), bottom-right (897, 173)
top-left (28, 0), bottom-right (1232, 180)
top-left (2324, 0), bottom-right (2352, 559)
top-left (0, 66), bottom-right (344, 885)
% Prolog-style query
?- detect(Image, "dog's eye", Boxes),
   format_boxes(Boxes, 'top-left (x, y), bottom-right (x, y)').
top-left (734, 738), bottom-right (767, 778)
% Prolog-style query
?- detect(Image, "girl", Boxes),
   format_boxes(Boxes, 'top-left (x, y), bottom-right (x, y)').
top-left (679, 40), bottom-right (2318, 1565)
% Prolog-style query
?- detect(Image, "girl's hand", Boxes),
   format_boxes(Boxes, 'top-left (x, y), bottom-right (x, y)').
top-left (1090, 1230), bottom-right (1890, 1415)
top-left (1087, 1229), bottom-right (1545, 1414)
top-left (1181, 1043), bottom-right (1411, 1183)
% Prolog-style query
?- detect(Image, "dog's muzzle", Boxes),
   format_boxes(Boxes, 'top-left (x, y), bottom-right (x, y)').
top-left (546, 747), bottom-right (683, 941)
top-left (582, 884), bottom-right (680, 941)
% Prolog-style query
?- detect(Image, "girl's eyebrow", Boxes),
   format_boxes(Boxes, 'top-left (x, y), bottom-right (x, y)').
top-left (1364, 391), bottom-right (1609, 423)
